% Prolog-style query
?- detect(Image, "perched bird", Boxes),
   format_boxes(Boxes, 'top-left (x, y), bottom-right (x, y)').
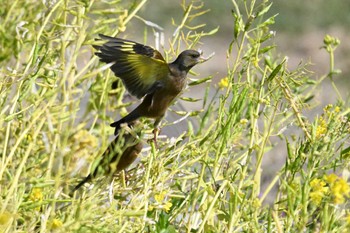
top-left (71, 121), bottom-right (143, 194)
top-left (93, 34), bottom-right (205, 142)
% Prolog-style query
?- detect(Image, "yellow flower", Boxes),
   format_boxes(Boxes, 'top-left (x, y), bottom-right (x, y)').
top-left (337, 178), bottom-right (350, 195)
top-left (309, 191), bottom-right (324, 205)
top-left (324, 173), bottom-right (350, 204)
top-left (240, 118), bottom-right (248, 125)
top-left (0, 211), bottom-right (13, 226)
top-left (218, 77), bottom-right (229, 89)
top-left (154, 191), bottom-right (166, 203)
top-left (163, 202), bottom-right (173, 213)
top-left (29, 188), bottom-right (43, 202)
top-left (333, 193), bottom-right (345, 204)
top-left (26, 134), bottom-right (33, 142)
top-left (310, 178), bottom-right (326, 190)
top-left (323, 104), bottom-right (333, 113)
top-left (324, 104), bottom-right (341, 115)
top-left (50, 218), bottom-right (63, 230)
top-left (324, 173), bottom-right (338, 184)
top-left (315, 116), bottom-right (327, 138)
top-left (330, 177), bottom-right (350, 204)
top-left (252, 198), bottom-right (261, 208)
top-left (154, 191), bottom-right (172, 213)
top-left (72, 130), bottom-right (98, 151)
top-left (309, 178), bottom-right (329, 205)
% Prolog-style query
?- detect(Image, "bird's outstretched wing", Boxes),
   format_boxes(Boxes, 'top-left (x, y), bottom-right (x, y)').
top-left (94, 34), bottom-right (169, 99)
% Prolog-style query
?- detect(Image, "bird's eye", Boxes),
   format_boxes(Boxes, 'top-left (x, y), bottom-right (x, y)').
top-left (191, 54), bottom-right (199, 58)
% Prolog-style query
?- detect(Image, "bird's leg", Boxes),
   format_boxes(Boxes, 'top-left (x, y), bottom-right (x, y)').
top-left (152, 128), bottom-right (159, 148)
top-left (151, 117), bottom-right (163, 148)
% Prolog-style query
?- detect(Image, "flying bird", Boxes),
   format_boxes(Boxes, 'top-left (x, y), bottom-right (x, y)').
top-left (93, 34), bottom-right (205, 143)
top-left (71, 121), bottom-right (143, 194)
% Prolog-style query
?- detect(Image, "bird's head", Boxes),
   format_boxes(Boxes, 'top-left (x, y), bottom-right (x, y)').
top-left (173, 50), bottom-right (204, 72)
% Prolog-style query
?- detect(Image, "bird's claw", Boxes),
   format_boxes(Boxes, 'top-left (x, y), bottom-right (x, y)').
top-left (147, 128), bottom-right (160, 148)
top-left (153, 128), bottom-right (160, 147)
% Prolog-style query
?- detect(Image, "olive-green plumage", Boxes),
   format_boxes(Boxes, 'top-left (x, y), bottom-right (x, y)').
top-left (71, 121), bottom-right (142, 194)
top-left (94, 34), bottom-right (204, 139)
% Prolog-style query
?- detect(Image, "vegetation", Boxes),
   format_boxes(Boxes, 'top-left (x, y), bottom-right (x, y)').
top-left (1, 0), bottom-right (349, 232)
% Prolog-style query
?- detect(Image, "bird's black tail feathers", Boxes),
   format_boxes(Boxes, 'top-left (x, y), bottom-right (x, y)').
top-left (110, 110), bottom-right (141, 135)
top-left (70, 174), bottom-right (92, 196)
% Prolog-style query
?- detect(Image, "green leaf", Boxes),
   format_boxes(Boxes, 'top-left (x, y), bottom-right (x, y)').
top-left (180, 96), bottom-right (201, 102)
top-left (257, 3), bottom-right (273, 17)
top-left (267, 59), bottom-right (286, 82)
top-left (258, 45), bottom-right (276, 55)
top-left (188, 76), bottom-right (212, 86)
top-left (341, 146), bottom-right (350, 156)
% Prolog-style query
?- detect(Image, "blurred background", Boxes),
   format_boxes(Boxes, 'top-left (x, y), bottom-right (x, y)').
top-left (133, 0), bottom-right (350, 97)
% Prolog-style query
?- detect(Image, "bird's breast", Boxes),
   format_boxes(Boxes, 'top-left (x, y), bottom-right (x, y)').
top-left (139, 74), bottom-right (186, 118)
top-left (139, 87), bottom-right (178, 118)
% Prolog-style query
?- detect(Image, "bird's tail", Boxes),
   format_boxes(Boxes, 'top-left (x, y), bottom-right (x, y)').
top-left (111, 109), bottom-right (141, 136)
top-left (70, 174), bottom-right (92, 196)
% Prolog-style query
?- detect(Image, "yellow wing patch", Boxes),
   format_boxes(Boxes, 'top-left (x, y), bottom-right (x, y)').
top-left (95, 35), bottom-right (169, 98)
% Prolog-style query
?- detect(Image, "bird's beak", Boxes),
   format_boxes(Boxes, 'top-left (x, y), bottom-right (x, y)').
top-left (197, 50), bottom-right (215, 63)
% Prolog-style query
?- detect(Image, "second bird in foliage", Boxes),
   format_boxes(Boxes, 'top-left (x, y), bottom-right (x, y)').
top-left (94, 34), bottom-right (206, 142)
top-left (71, 121), bottom-right (143, 194)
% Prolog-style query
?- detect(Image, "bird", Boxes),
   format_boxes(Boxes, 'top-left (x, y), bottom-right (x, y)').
top-left (93, 34), bottom-right (205, 143)
top-left (71, 121), bottom-right (143, 194)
